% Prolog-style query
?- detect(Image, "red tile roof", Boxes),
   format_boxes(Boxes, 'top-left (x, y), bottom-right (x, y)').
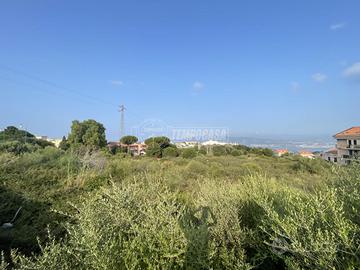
top-left (334, 126), bottom-right (360, 138)
top-left (325, 148), bottom-right (338, 155)
top-left (275, 149), bottom-right (288, 153)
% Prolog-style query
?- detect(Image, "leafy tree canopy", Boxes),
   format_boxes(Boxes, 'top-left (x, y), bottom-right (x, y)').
top-left (144, 136), bottom-right (170, 149)
top-left (146, 143), bottom-right (162, 158)
top-left (0, 126), bottom-right (54, 155)
top-left (120, 135), bottom-right (138, 145)
top-left (0, 126), bottom-right (35, 142)
top-left (59, 136), bottom-right (70, 151)
top-left (67, 120), bottom-right (107, 149)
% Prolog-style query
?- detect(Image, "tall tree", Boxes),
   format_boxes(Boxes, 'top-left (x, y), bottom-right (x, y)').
top-left (120, 135), bottom-right (138, 154)
top-left (144, 136), bottom-right (170, 148)
top-left (144, 136), bottom-right (172, 158)
top-left (120, 135), bottom-right (138, 145)
top-left (67, 120), bottom-right (107, 149)
top-left (59, 136), bottom-right (70, 151)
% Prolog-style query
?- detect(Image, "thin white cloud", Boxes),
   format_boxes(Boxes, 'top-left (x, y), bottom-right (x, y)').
top-left (343, 62), bottom-right (360, 79)
top-left (312, 73), bottom-right (327, 82)
top-left (290, 81), bottom-right (300, 93)
top-left (192, 81), bottom-right (205, 93)
top-left (109, 80), bottom-right (123, 86)
top-left (330, 22), bottom-right (346, 31)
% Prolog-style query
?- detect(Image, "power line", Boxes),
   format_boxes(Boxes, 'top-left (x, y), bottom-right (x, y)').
top-left (0, 64), bottom-right (117, 107)
top-left (0, 65), bottom-right (152, 135)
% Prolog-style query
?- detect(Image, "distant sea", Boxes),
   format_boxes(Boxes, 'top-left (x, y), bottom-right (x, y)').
top-left (228, 135), bottom-right (336, 153)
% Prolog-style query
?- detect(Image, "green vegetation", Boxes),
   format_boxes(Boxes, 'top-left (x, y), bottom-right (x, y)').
top-left (120, 135), bottom-right (138, 145)
top-left (0, 126), bottom-right (359, 269)
top-left (145, 136), bottom-right (172, 158)
top-left (58, 136), bottom-right (70, 151)
top-left (162, 146), bottom-right (179, 157)
top-left (67, 120), bottom-right (107, 149)
top-left (120, 135), bottom-right (139, 154)
top-left (0, 127), bottom-right (54, 155)
top-left (181, 147), bottom-right (198, 158)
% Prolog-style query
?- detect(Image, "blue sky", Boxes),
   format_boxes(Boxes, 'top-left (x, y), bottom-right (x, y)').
top-left (0, 0), bottom-right (359, 140)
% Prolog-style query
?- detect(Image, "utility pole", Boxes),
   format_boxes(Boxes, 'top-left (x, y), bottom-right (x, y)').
top-left (119, 105), bottom-right (126, 140)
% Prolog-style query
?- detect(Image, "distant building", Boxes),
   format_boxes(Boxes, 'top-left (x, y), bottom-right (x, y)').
top-left (127, 143), bottom-right (147, 156)
top-left (201, 140), bottom-right (227, 146)
top-left (321, 148), bottom-right (338, 163)
top-left (36, 136), bottom-right (62, 147)
top-left (299, 150), bottom-right (315, 159)
top-left (333, 126), bottom-right (360, 165)
top-left (108, 142), bottom-right (147, 156)
top-left (175, 141), bottom-right (198, 148)
top-left (274, 149), bottom-right (289, 157)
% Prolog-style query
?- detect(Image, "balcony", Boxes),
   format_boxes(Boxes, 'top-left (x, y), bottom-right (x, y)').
top-left (347, 144), bottom-right (360, 149)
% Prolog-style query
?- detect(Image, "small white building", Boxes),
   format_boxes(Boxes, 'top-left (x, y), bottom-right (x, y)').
top-left (36, 136), bottom-right (62, 147)
top-left (175, 141), bottom-right (199, 148)
top-left (299, 150), bottom-right (315, 159)
top-left (201, 140), bottom-right (227, 146)
top-left (274, 149), bottom-right (289, 157)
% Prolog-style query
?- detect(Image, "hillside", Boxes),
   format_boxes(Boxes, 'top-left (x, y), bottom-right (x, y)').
top-left (1, 147), bottom-right (359, 269)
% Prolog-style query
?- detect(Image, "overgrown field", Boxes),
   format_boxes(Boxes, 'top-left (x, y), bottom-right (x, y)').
top-left (1, 148), bottom-right (359, 269)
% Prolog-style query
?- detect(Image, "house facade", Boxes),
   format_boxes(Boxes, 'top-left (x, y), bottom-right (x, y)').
top-left (299, 150), bottom-right (315, 159)
top-left (108, 142), bottom-right (147, 156)
top-left (274, 149), bottom-right (289, 157)
top-left (321, 148), bottom-right (338, 163)
top-left (334, 126), bottom-right (360, 165)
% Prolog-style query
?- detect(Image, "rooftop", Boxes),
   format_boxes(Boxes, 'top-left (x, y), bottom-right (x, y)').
top-left (334, 126), bottom-right (360, 138)
top-left (275, 149), bottom-right (288, 153)
top-left (325, 148), bottom-right (338, 155)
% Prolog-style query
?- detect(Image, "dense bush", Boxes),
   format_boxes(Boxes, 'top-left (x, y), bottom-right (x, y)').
top-left (0, 141), bottom-right (40, 155)
top-left (146, 143), bottom-right (162, 158)
top-left (0, 126), bottom-right (55, 155)
top-left (1, 149), bottom-right (359, 269)
top-left (212, 145), bottom-right (228, 156)
top-left (181, 148), bottom-right (198, 159)
top-left (162, 147), bottom-right (179, 157)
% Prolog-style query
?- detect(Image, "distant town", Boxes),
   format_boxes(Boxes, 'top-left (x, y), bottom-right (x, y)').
top-left (34, 126), bottom-right (360, 165)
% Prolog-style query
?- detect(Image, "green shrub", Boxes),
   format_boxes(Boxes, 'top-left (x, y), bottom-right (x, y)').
top-left (181, 148), bottom-right (198, 159)
top-left (2, 148), bottom-right (359, 269)
top-left (183, 160), bottom-right (208, 179)
top-left (0, 141), bottom-right (40, 155)
top-left (146, 143), bottom-right (162, 158)
top-left (162, 147), bottom-right (179, 157)
top-left (212, 145), bottom-right (227, 156)
top-left (253, 186), bottom-right (359, 269)
top-left (230, 149), bottom-right (242, 156)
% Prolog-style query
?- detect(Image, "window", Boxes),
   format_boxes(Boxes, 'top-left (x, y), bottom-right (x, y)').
top-left (354, 140), bottom-right (357, 146)
top-left (328, 157), bottom-right (330, 161)
top-left (334, 157), bottom-right (337, 162)
top-left (348, 139), bottom-right (352, 145)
